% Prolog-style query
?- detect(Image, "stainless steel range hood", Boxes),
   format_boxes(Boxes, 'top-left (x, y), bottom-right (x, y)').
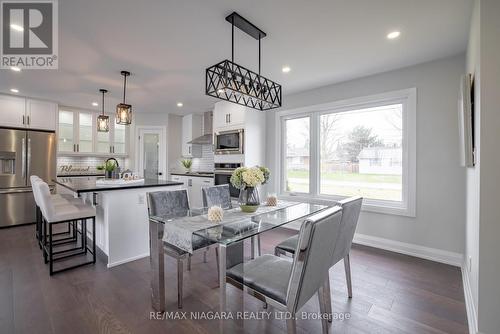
top-left (188, 111), bottom-right (213, 145)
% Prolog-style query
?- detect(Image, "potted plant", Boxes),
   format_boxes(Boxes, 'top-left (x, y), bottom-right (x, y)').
top-left (180, 159), bottom-right (193, 172)
top-left (230, 166), bottom-right (270, 213)
top-left (104, 159), bottom-right (118, 179)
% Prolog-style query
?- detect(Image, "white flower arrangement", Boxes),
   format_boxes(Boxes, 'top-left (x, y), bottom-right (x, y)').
top-left (230, 166), bottom-right (270, 189)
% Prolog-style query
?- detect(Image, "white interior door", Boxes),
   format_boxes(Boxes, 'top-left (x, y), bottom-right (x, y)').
top-left (137, 127), bottom-right (166, 180)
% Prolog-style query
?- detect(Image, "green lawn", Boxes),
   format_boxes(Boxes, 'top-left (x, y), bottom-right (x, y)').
top-left (285, 170), bottom-right (402, 201)
top-left (287, 170), bottom-right (402, 183)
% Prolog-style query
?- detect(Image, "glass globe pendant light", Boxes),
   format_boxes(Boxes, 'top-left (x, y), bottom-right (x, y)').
top-left (116, 70), bottom-right (132, 125)
top-left (97, 89), bottom-right (109, 132)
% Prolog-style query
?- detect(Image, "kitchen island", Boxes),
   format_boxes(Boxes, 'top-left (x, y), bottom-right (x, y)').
top-left (55, 177), bottom-right (183, 267)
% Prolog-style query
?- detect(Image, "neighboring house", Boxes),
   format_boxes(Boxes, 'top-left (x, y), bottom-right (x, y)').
top-left (358, 147), bottom-right (402, 175)
top-left (286, 146), bottom-right (310, 170)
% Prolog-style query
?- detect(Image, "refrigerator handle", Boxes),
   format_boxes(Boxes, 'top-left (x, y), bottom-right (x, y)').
top-left (21, 137), bottom-right (26, 178)
top-left (27, 138), bottom-right (32, 178)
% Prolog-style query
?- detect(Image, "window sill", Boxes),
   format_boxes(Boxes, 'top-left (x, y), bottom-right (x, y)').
top-left (278, 193), bottom-right (415, 217)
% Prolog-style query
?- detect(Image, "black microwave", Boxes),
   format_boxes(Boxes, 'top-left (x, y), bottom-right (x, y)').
top-left (214, 129), bottom-right (244, 155)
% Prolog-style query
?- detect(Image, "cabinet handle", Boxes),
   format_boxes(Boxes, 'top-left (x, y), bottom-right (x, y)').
top-left (73, 144), bottom-right (76, 152)
top-left (77, 144), bottom-right (79, 152)
top-left (188, 146), bottom-right (191, 154)
top-left (113, 146), bottom-right (115, 153)
top-left (228, 114), bottom-right (231, 123)
top-left (110, 146), bottom-right (112, 153)
top-left (22, 115), bottom-right (25, 125)
top-left (27, 116), bottom-right (30, 125)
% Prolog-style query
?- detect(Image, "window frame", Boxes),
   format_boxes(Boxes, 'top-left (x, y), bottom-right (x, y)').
top-left (277, 88), bottom-right (416, 217)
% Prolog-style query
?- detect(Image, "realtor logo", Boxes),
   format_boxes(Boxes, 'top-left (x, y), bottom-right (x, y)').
top-left (1, 0), bottom-right (58, 69)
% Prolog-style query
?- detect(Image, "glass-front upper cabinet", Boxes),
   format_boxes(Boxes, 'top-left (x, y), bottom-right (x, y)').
top-left (58, 110), bottom-right (74, 152)
top-left (78, 112), bottom-right (93, 153)
top-left (57, 109), bottom-right (128, 156)
top-left (96, 124), bottom-right (111, 153)
top-left (113, 122), bottom-right (127, 154)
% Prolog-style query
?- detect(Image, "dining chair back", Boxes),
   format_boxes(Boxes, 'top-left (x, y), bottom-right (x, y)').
top-left (202, 184), bottom-right (232, 209)
top-left (331, 196), bottom-right (363, 265)
top-left (147, 189), bottom-right (190, 217)
top-left (286, 206), bottom-right (343, 313)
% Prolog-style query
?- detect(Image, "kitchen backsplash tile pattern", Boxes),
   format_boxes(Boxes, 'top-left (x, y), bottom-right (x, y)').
top-left (57, 156), bottom-right (125, 175)
top-left (170, 145), bottom-right (214, 173)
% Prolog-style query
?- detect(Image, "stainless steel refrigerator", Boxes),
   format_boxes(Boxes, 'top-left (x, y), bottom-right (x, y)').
top-left (0, 128), bottom-right (56, 228)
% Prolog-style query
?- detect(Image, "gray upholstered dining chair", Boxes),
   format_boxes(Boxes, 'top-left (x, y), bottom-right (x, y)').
top-left (147, 189), bottom-right (218, 308)
top-left (202, 184), bottom-right (262, 259)
top-left (225, 206), bottom-right (344, 334)
top-left (274, 196), bottom-right (363, 319)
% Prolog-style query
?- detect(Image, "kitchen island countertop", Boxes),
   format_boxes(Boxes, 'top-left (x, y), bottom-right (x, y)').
top-left (55, 176), bottom-right (183, 194)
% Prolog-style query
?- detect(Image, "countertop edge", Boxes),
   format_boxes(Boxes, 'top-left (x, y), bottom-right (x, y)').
top-left (54, 179), bottom-right (184, 194)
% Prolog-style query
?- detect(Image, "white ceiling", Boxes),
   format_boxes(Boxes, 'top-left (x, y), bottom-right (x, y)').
top-left (0, 0), bottom-right (473, 115)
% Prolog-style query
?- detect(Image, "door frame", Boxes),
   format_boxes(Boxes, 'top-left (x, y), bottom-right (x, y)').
top-left (135, 126), bottom-right (167, 179)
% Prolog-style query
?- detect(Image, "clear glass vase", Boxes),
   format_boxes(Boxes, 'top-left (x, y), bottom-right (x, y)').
top-left (238, 187), bottom-right (260, 212)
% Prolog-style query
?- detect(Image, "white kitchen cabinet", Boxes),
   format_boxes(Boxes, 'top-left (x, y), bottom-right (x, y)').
top-left (26, 99), bottom-right (57, 131)
top-left (0, 94), bottom-right (56, 130)
top-left (213, 101), bottom-right (245, 130)
top-left (169, 175), bottom-right (214, 209)
top-left (57, 109), bottom-right (129, 156)
top-left (181, 114), bottom-right (202, 157)
top-left (0, 94), bottom-right (26, 128)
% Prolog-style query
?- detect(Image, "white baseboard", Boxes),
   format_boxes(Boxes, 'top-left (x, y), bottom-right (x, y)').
top-left (107, 252), bottom-right (149, 268)
top-left (352, 233), bottom-right (463, 267)
top-left (461, 263), bottom-right (478, 334)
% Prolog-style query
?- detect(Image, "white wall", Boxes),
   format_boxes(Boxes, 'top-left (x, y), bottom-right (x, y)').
top-left (465, 0), bottom-right (480, 330)
top-left (267, 54), bottom-right (466, 256)
top-left (477, 1), bottom-right (500, 332)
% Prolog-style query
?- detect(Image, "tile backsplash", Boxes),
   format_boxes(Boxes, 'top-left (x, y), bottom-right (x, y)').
top-left (170, 145), bottom-right (214, 173)
top-left (57, 156), bottom-right (125, 176)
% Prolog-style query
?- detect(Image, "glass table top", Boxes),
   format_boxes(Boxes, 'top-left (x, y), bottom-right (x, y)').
top-left (151, 202), bottom-right (328, 247)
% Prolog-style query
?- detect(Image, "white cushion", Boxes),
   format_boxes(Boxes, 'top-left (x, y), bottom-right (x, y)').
top-left (45, 203), bottom-right (96, 223)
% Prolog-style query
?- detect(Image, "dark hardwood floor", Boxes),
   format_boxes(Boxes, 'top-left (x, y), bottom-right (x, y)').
top-left (0, 224), bottom-right (468, 334)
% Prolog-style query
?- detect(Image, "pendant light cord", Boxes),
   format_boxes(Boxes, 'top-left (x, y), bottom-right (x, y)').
top-left (122, 74), bottom-right (127, 103)
top-left (101, 90), bottom-right (105, 115)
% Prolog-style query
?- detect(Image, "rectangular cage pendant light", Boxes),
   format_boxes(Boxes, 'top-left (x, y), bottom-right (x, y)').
top-left (205, 12), bottom-right (282, 111)
top-left (206, 59), bottom-right (281, 111)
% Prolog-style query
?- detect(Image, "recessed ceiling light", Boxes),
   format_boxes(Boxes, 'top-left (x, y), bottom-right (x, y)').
top-left (10, 24), bottom-right (24, 32)
top-left (10, 88), bottom-right (19, 93)
top-left (92, 102), bottom-right (99, 107)
top-left (10, 66), bottom-right (21, 72)
top-left (282, 66), bottom-right (291, 73)
top-left (387, 31), bottom-right (401, 40)
top-left (177, 102), bottom-right (183, 107)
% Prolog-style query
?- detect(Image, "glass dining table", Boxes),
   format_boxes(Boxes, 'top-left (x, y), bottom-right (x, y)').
top-left (148, 201), bottom-right (328, 313)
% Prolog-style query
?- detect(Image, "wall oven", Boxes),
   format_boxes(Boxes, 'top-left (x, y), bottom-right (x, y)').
top-left (214, 129), bottom-right (244, 155)
top-left (214, 163), bottom-right (241, 198)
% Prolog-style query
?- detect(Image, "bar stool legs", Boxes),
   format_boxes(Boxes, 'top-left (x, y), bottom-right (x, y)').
top-left (43, 217), bottom-right (96, 276)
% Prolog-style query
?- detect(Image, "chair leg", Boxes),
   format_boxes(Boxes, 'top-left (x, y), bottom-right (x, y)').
top-left (286, 317), bottom-right (297, 334)
top-left (43, 219), bottom-right (48, 264)
top-left (187, 254), bottom-right (192, 271)
top-left (344, 254), bottom-right (353, 298)
top-left (92, 217), bottom-right (96, 264)
top-left (323, 276), bottom-right (333, 323)
top-left (177, 259), bottom-right (183, 309)
top-left (49, 223), bottom-right (53, 275)
top-left (215, 247), bottom-right (220, 285)
top-left (251, 237), bottom-right (255, 259)
top-left (317, 288), bottom-right (329, 334)
top-left (257, 235), bottom-right (262, 256)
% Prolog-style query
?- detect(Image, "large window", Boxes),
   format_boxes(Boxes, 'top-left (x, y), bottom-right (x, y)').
top-left (284, 117), bottom-right (310, 193)
top-left (280, 89), bottom-right (416, 216)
